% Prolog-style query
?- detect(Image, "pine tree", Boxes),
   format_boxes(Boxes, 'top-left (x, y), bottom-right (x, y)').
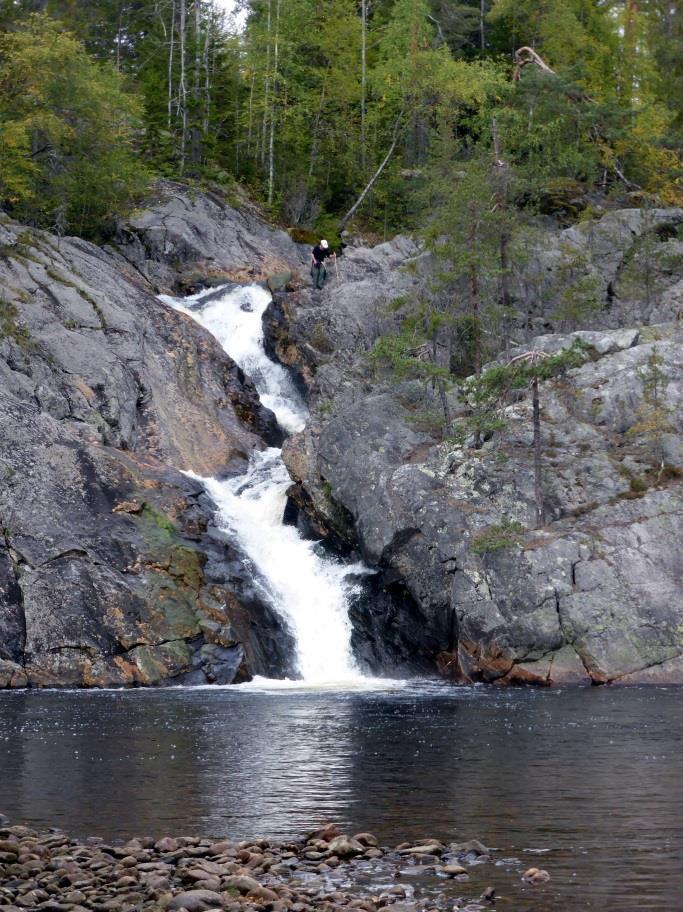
top-left (462, 341), bottom-right (588, 526)
top-left (627, 346), bottom-right (675, 480)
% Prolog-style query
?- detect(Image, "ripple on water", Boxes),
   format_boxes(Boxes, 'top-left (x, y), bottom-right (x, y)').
top-left (0, 685), bottom-right (682, 911)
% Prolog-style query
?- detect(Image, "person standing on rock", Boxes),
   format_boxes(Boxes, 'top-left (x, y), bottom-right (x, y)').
top-left (311, 239), bottom-right (335, 290)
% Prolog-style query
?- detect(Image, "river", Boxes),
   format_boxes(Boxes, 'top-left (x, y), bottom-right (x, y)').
top-left (0, 684), bottom-right (681, 911)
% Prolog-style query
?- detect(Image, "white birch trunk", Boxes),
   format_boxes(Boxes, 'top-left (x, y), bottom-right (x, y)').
top-left (179, 0), bottom-right (188, 172)
top-left (247, 72), bottom-right (256, 158)
top-left (192, 0), bottom-right (202, 163)
top-left (168, 0), bottom-right (176, 130)
top-left (261, 0), bottom-right (272, 166)
top-left (267, 0), bottom-right (281, 205)
top-left (203, 1), bottom-right (213, 138)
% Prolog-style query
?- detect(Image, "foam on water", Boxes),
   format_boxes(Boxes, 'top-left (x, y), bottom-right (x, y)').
top-left (161, 284), bottom-right (305, 434)
top-left (162, 283), bottom-right (371, 685)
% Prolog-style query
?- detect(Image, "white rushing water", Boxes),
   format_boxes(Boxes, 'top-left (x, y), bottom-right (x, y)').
top-left (161, 283), bottom-right (367, 685)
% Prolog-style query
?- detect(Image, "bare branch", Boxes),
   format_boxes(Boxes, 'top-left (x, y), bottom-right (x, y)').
top-left (426, 14), bottom-right (445, 48)
top-left (338, 111), bottom-right (404, 231)
top-left (513, 46), bottom-right (556, 82)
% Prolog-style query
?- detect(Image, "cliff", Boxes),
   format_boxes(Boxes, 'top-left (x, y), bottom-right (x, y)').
top-left (1, 184), bottom-right (681, 689)
top-left (0, 188), bottom-right (304, 688)
top-left (275, 211), bottom-right (683, 685)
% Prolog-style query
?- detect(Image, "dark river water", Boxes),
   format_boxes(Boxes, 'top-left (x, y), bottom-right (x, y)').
top-left (0, 683), bottom-right (681, 911)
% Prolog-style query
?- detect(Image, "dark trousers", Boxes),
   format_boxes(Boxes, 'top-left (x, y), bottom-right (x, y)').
top-left (311, 262), bottom-right (327, 289)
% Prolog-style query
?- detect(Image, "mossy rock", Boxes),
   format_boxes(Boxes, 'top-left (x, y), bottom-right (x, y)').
top-left (289, 227), bottom-right (317, 245)
top-left (129, 640), bottom-right (193, 684)
top-left (267, 270), bottom-right (292, 292)
top-left (0, 298), bottom-right (36, 350)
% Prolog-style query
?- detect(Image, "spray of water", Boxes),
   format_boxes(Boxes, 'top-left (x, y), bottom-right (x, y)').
top-left (162, 284), bottom-right (367, 684)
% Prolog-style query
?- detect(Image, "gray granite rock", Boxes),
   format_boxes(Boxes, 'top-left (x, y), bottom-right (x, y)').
top-left (0, 216), bottom-right (294, 688)
top-left (112, 179), bottom-right (306, 293)
top-left (279, 243), bottom-right (683, 685)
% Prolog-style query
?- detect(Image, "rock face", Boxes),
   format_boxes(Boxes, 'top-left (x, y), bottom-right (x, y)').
top-left (521, 208), bottom-right (683, 331)
top-left (112, 179), bottom-right (307, 294)
top-left (0, 209), bottom-right (296, 688)
top-left (275, 212), bottom-right (683, 685)
top-left (2, 184), bottom-right (681, 689)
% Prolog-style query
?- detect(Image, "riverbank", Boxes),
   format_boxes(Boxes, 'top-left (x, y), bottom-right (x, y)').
top-left (0, 821), bottom-right (516, 912)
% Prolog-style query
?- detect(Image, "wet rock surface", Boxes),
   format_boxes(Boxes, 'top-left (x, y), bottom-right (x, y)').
top-left (0, 821), bottom-right (529, 912)
top-left (0, 210), bottom-right (294, 689)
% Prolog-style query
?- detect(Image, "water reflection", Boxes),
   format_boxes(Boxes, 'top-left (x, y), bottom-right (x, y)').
top-left (0, 685), bottom-right (681, 910)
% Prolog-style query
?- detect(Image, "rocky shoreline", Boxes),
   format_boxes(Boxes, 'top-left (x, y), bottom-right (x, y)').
top-left (0, 821), bottom-right (547, 912)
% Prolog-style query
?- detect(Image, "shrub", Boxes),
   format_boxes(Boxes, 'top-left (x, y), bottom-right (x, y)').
top-left (470, 519), bottom-right (525, 555)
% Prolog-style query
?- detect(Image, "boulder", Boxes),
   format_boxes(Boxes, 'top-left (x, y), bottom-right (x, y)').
top-left (327, 836), bottom-right (365, 857)
top-left (165, 889), bottom-right (224, 911)
top-left (398, 843), bottom-right (444, 856)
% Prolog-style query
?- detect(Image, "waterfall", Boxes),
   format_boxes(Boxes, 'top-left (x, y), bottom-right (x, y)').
top-left (161, 284), bottom-right (367, 684)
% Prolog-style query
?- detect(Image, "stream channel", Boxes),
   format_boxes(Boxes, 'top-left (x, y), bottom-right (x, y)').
top-left (0, 286), bottom-right (680, 911)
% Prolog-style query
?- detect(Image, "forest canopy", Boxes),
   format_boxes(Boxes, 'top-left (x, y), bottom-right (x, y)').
top-left (0, 0), bottom-right (681, 238)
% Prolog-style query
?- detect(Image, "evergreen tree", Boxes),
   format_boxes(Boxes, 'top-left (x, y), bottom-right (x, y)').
top-left (627, 346), bottom-right (675, 479)
top-left (0, 14), bottom-right (149, 237)
top-left (462, 341), bottom-right (588, 526)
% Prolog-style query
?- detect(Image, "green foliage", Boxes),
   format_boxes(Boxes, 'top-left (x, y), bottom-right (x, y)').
top-left (0, 15), bottom-right (149, 238)
top-left (310, 322), bottom-right (334, 354)
top-left (470, 519), bottom-right (525, 554)
top-left (551, 245), bottom-right (603, 327)
top-left (618, 210), bottom-right (683, 308)
top-left (1, 0), bottom-right (681, 232)
top-left (447, 411), bottom-right (506, 446)
top-left (0, 298), bottom-right (34, 349)
top-left (464, 339), bottom-right (589, 403)
top-left (627, 346), bottom-right (674, 469)
top-left (629, 476), bottom-right (649, 494)
top-left (371, 294), bottom-right (450, 375)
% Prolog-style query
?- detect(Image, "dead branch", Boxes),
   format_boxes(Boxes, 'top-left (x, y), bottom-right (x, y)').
top-left (513, 46), bottom-right (556, 82)
top-left (338, 111), bottom-right (404, 231)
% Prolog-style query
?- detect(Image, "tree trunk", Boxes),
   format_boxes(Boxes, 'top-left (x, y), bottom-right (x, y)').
top-left (307, 76), bottom-right (328, 186)
top-left (261, 0), bottom-right (272, 166)
top-left (532, 376), bottom-right (544, 527)
top-left (438, 379), bottom-right (451, 427)
top-left (267, 0), bottom-right (281, 205)
top-left (338, 113), bottom-right (403, 230)
top-left (500, 231), bottom-right (512, 354)
top-left (191, 0), bottom-right (202, 165)
top-left (179, 0), bottom-right (188, 172)
top-left (203, 1), bottom-right (212, 138)
top-left (513, 46), bottom-right (556, 81)
top-left (361, 0), bottom-right (367, 173)
top-left (116, 0), bottom-right (123, 71)
top-left (479, 0), bottom-right (486, 50)
top-left (470, 270), bottom-right (481, 376)
top-left (247, 72), bottom-right (256, 158)
top-left (622, 0), bottom-right (640, 105)
top-left (492, 117), bottom-right (512, 354)
top-left (168, 0), bottom-right (176, 130)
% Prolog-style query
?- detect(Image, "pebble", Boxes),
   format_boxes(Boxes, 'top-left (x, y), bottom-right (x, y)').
top-left (440, 864), bottom-right (467, 876)
top-left (0, 821), bottom-right (522, 912)
top-left (522, 866), bottom-right (550, 884)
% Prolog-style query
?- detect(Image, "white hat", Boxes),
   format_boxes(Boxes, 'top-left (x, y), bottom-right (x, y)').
top-left (321, 239), bottom-right (329, 249)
